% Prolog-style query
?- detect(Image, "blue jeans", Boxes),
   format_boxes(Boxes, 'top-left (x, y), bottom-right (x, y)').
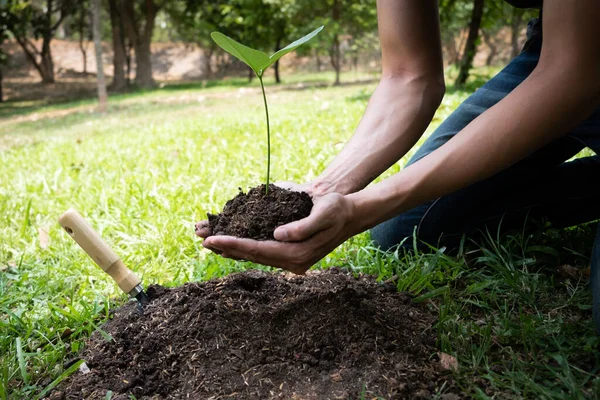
top-left (370, 20), bottom-right (600, 331)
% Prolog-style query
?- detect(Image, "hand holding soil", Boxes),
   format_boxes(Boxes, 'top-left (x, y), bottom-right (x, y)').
top-left (200, 191), bottom-right (359, 274)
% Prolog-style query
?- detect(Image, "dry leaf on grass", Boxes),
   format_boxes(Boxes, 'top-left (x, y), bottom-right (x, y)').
top-left (439, 352), bottom-right (459, 372)
top-left (38, 227), bottom-right (50, 249)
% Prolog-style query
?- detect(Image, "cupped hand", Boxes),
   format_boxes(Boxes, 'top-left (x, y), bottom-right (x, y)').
top-left (199, 192), bottom-right (359, 274)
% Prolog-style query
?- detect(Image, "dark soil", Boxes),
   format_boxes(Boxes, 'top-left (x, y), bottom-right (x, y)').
top-left (207, 184), bottom-right (313, 240)
top-left (53, 269), bottom-right (464, 399)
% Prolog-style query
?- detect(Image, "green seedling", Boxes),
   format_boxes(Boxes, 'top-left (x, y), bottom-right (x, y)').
top-left (211, 26), bottom-right (324, 194)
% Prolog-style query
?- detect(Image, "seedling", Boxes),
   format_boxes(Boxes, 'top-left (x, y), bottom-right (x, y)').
top-left (211, 26), bottom-right (324, 194)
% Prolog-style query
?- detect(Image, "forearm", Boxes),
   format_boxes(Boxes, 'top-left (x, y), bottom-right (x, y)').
top-left (349, 66), bottom-right (600, 232)
top-left (311, 76), bottom-right (443, 196)
top-left (310, 0), bottom-right (444, 196)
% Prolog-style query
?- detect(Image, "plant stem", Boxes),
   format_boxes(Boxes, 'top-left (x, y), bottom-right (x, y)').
top-left (258, 75), bottom-right (270, 195)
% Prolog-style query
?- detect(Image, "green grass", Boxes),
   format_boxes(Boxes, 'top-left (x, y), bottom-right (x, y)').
top-left (1, 69), bottom-right (598, 399)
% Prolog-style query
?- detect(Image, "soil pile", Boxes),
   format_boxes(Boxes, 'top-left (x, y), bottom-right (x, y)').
top-left (207, 184), bottom-right (313, 240)
top-left (54, 269), bottom-right (462, 399)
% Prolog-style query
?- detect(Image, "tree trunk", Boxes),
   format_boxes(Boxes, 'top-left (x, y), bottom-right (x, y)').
top-left (444, 35), bottom-right (459, 66)
top-left (126, 39), bottom-right (133, 84)
top-left (0, 68), bottom-right (3, 103)
top-left (510, 7), bottom-right (523, 59)
top-left (315, 49), bottom-right (321, 72)
top-left (109, 0), bottom-right (127, 90)
top-left (92, 0), bottom-right (107, 111)
top-left (79, 37), bottom-right (88, 74)
top-left (79, 6), bottom-right (88, 74)
top-left (14, 37), bottom-right (45, 80)
top-left (482, 30), bottom-right (497, 66)
top-left (330, 0), bottom-right (342, 85)
top-left (248, 66), bottom-right (254, 82)
top-left (40, 34), bottom-right (55, 83)
top-left (120, 0), bottom-right (157, 88)
top-left (329, 35), bottom-right (341, 86)
top-left (134, 39), bottom-right (154, 88)
top-left (273, 37), bottom-right (281, 84)
top-left (455, 0), bottom-right (484, 87)
top-left (203, 47), bottom-right (214, 79)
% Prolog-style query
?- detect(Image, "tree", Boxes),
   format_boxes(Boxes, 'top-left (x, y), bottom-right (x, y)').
top-left (120, 0), bottom-right (163, 88)
top-left (439, 0), bottom-right (472, 67)
top-left (70, 0), bottom-right (90, 74)
top-left (301, 0), bottom-right (377, 85)
top-left (5, 0), bottom-right (77, 84)
top-left (170, 0), bottom-right (274, 81)
top-left (108, 0), bottom-right (127, 89)
top-left (92, 0), bottom-right (107, 110)
top-left (455, 0), bottom-right (484, 87)
top-left (0, 5), bottom-right (11, 102)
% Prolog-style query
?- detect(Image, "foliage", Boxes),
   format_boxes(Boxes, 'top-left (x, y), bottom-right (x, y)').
top-left (1, 0), bottom-right (79, 83)
top-left (211, 27), bottom-right (322, 78)
top-left (211, 26), bottom-right (323, 191)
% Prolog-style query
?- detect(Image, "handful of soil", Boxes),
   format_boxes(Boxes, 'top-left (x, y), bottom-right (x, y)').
top-left (53, 269), bottom-right (463, 399)
top-left (207, 184), bottom-right (313, 240)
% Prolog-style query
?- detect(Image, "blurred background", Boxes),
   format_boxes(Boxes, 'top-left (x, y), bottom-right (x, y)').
top-left (0, 0), bottom-right (537, 107)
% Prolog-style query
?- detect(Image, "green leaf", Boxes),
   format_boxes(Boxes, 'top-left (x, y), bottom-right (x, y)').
top-left (210, 32), bottom-right (270, 77)
top-left (211, 26), bottom-right (324, 77)
top-left (266, 26), bottom-right (324, 70)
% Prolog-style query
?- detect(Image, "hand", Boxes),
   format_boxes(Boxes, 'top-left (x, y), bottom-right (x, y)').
top-left (200, 192), bottom-right (359, 274)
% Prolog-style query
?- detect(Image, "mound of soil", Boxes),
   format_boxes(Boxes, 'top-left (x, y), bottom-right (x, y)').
top-left (54, 269), bottom-right (462, 399)
top-left (207, 184), bottom-right (313, 240)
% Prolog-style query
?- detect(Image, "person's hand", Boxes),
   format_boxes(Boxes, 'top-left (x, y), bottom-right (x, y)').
top-left (199, 192), bottom-right (359, 274)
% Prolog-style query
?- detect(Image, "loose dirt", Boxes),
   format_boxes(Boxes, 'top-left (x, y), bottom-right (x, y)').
top-left (208, 184), bottom-right (313, 240)
top-left (54, 269), bottom-right (463, 399)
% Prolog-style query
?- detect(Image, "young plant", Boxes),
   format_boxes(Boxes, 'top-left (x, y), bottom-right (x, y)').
top-left (211, 26), bottom-right (324, 194)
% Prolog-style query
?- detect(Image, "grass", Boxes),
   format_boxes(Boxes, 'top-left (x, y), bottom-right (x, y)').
top-left (1, 68), bottom-right (599, 399)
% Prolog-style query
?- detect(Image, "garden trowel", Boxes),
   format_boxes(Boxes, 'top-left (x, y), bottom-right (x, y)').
top-left (58, 209), bottom-right (150, 309)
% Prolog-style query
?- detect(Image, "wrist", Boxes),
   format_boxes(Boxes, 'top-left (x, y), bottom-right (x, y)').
top-left (308, 179), bottom-right (339, 196)
top-left (346, 175), bottom-right (414, 233)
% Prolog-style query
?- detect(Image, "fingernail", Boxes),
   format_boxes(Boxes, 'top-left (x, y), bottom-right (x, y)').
top-left (274, 227), bottom-right (288, 241)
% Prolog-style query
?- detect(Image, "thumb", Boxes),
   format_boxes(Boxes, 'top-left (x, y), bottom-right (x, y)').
top-left (274, 212), bottom-right (328, 242)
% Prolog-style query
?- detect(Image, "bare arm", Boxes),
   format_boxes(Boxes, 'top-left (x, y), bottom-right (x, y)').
top-left (310, 0), bottom-right (445, 196)
top-left (349, 0), bottom-right (600, 231)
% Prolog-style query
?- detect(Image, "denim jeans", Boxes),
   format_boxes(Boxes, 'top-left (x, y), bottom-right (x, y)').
top-left (370, 19), bottom-right (600, 331)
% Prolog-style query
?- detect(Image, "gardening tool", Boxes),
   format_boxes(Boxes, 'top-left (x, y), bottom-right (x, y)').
top-left (58, 209), bottom-right (150, 309)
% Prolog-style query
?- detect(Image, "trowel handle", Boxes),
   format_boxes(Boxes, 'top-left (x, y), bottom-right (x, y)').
top-left (58, 209), bottom-right (141, 294)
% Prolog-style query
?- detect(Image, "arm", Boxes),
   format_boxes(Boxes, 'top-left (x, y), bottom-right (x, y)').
top-left (203, 1), bottom-right (600, 274)
top-left (349, 0), bottom-right (600, 231)
top-left (311, 0), bottom-right (445, 196)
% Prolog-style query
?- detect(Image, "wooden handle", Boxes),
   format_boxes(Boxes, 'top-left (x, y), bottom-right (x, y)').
top-left (58, 209), bottom-right (141, 294)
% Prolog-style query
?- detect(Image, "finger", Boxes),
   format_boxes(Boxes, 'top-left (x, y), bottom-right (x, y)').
top-left (274, 206), bottom-right (330, 242)
top-left (204, 236), bottom-right (292, 269)
top-left (195, 221), bottom-right (211, 238)
top-left (202, 241), bottom-right (222, 255)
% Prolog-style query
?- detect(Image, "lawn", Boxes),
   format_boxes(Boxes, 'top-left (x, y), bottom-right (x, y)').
top-left (1, 69), bottom-right (599, 399)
